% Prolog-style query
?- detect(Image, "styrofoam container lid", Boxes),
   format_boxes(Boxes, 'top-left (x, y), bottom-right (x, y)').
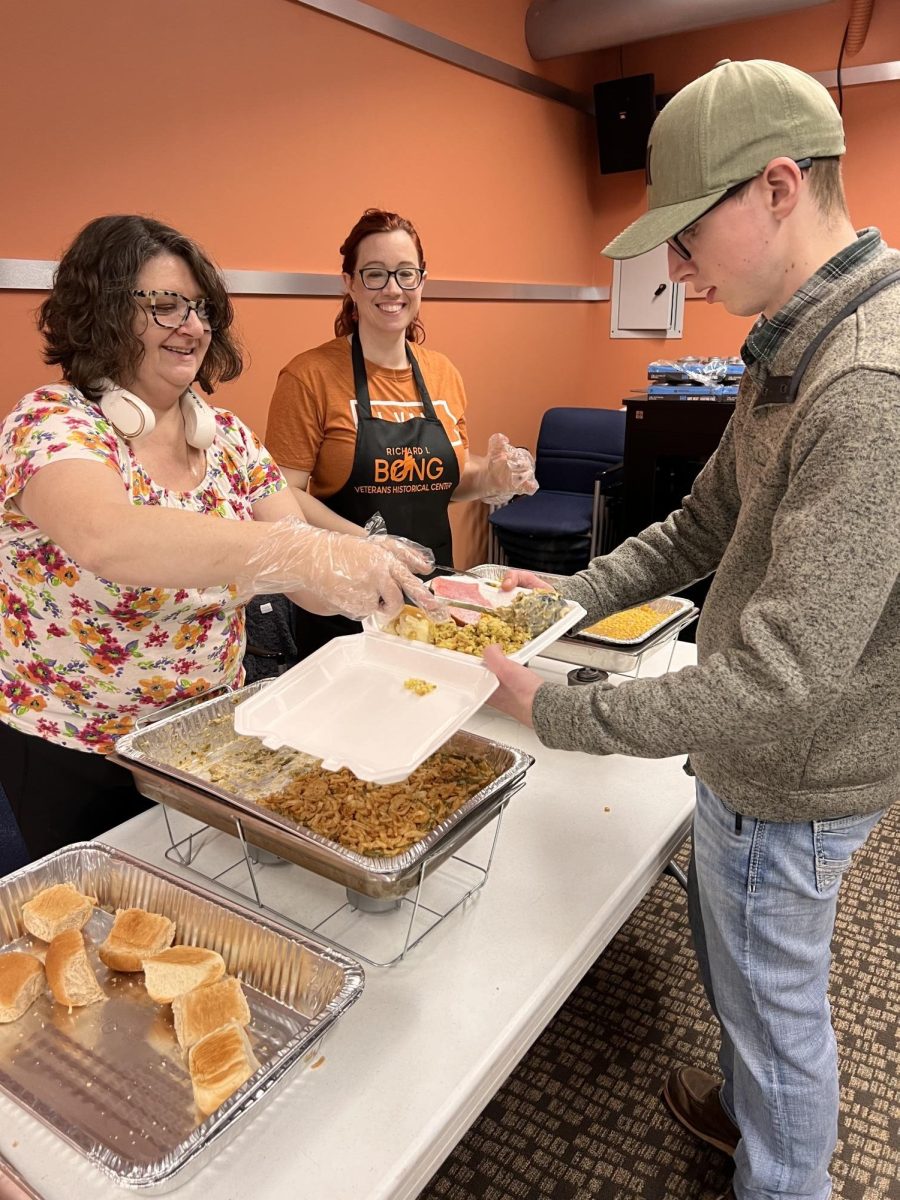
top-left (233, 633), bottom-right (498, 784)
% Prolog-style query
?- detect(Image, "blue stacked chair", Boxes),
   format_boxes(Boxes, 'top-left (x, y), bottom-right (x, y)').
top-left (489, 406), bottom-right (626, 575)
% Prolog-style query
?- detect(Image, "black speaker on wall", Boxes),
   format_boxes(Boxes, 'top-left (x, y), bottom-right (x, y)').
top-left (593, 73), bottom-right (656, 175)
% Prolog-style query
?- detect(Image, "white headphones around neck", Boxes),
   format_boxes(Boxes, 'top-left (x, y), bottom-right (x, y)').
top-left (98, 382), bottom-right (217, 449)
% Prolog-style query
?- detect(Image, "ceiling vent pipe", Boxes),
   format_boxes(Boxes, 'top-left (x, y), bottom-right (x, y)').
top-left (525, 0), bottom-right (830, 60)
top-left (844, 0), bottom-right (875, 56)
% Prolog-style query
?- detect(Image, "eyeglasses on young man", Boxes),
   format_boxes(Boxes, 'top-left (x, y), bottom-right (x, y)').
top-left (667, 158), bottom-right (812, 261)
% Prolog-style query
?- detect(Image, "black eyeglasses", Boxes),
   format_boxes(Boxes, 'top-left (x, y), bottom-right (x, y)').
top-left (131, 289), bottom-right (216, 331)
top-left (356, 267), bottom-right (426, 291)
top-left (667, 158), bottom-right (813, 261)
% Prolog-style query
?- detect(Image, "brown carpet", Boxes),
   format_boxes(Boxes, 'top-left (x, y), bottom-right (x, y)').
top-left (418, 803), bottom-right (900, 1200)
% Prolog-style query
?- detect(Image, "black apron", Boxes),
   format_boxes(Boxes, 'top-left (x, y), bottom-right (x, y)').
top-left (295, 334), bottom-right (461, 658)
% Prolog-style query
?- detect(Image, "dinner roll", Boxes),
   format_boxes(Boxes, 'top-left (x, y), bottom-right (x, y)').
top-left (0, 952), bottom-right (45, 1023)
top-left (143, 946), bottom-right (226, 1004)
top-left (45, 929), bottom-right (105, 1007)
top-left (21, 883), bottom-right (96, 942)
top-left (98, 908), bottom-right (176, 972)
top-left (172, 976), bottom-right (251, 1051)
top-left (188, 1020), bottom-right (260, 1116)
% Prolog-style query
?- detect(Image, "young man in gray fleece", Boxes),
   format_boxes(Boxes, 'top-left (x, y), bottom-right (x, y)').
top-left (483, 59), bottom-right (899, 1200)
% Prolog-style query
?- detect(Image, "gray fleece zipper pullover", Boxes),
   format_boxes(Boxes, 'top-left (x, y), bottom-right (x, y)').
top-left (533, 244), bottom-right (900, 822)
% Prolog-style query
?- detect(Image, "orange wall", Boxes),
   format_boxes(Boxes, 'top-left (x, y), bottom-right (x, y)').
top-left (2, 0), bottom-right (899, 565)
top-left (591, 0), bottom-right (900, 400)
top-left (0, 0), bottom-right (602, 435)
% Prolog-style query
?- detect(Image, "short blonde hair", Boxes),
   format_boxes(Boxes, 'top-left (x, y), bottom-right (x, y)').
top-left (807, 157), bottom-right (850, 220)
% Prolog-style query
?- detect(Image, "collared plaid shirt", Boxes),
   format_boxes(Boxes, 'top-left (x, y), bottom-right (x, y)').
top-left (742, 227), bottom-right (884, 369)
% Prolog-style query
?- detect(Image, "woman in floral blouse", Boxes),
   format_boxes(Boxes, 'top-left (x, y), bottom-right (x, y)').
top-left (0, 215), bottom-right (435, 859)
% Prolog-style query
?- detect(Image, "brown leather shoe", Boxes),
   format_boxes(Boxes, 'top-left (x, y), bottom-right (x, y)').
top-left (662, 1066), bottom-right (740, 1156)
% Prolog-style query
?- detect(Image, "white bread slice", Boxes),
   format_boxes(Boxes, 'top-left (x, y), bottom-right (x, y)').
top-left (45, 929), bottom-right (106, 1007)
top-left (0, 952), bottom-right (45, 1022)
top-left (98, 908), bottom-right (176, 972)
top-left (172, 976), bottom-right (251, 1051)
top-left (21, 883), bottom-right (96, 942)
top-left (143, 946), bottom-right (226, 1004)
top-left (188, 1020), bottom-right (260, 1116)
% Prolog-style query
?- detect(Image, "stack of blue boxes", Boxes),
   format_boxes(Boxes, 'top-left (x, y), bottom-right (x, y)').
top-left (646, 356), bottom-right (744, 399)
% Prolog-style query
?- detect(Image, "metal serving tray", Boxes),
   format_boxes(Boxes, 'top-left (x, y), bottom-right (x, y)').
top-left (0, 843), bottom-right (364, 1192)
top-left (538, 605), bottom-right (699, 673)
top-left (576, 596), bottom-right (694, 645)
top-left (109, 685), bottom-right (534, 900)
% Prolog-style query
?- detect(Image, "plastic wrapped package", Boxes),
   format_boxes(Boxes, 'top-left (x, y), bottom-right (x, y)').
top-left (649, 356), bottom-right (744, 391)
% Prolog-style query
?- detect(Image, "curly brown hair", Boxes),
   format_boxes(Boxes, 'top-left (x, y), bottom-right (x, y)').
top-left (38, 214), bottom-right (243, 399)
top-left (335, 209), bottom-right (426, 344)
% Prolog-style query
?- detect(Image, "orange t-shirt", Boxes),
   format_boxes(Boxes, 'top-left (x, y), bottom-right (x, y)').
top-left (265, 337), bottom-right (469, 500)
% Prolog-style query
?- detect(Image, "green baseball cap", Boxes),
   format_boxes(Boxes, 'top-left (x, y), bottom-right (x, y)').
top-left (602, 59), bottom-right (845, 260)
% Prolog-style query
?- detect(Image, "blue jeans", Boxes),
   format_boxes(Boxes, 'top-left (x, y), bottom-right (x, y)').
top-left (688, 778), bottom-right (884, 1200)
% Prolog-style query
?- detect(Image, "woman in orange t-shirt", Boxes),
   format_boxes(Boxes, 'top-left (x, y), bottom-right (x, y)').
top-left (264, 208), bottom-right (537, 657)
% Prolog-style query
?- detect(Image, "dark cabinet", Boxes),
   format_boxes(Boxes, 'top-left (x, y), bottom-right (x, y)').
top-left (623, 397), bottom-right (734, 534)
top-left (622, 397), bottom-right (735, 638)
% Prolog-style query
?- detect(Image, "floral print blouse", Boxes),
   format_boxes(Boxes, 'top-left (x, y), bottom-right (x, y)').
top-left (0, 385), bottom-right (284, 754)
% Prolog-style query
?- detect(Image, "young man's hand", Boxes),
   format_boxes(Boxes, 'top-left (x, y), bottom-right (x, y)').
top-left (482, 645), bottom-right (542, 727)
top-left (498, 568), bottom-right (554, 592)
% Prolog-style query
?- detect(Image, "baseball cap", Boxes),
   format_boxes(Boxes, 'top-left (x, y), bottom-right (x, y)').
top-left (602, 59), bottom-right (845, 260)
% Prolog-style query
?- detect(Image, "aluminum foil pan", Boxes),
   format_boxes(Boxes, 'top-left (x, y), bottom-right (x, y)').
top-left (576, 596), bottom-right (694, 645)
top-left (109, 685), bottom-right (534, 899)
top-left (0, 843), bottom-right (364, 1192)
top-left (539, 604), bottom-right (698, 672)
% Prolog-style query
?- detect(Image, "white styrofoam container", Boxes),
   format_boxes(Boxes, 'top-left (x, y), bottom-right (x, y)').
top-left (233, 633), bottom-right (499, 784)
top-left (363, 599), bottom-right (586, 666)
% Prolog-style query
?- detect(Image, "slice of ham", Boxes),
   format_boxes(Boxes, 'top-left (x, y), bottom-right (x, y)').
top-left (448, 606), bottom-right (481, 626)
top-left (432, 577), bottom-right (484, 604)
top-left (431, 577), bottom-right (497, 607)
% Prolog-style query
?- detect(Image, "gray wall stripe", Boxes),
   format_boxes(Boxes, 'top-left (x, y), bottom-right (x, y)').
top-left (290, 1), bottom-right (899, 108)
top-left (0, 260), bottom-right (609, 302)
top-left (289, 0), bottom-right (593, 112)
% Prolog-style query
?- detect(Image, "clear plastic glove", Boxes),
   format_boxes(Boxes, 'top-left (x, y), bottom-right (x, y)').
top-left (481, 433), bottom-right (539, 505)
top-left (237, 517), bottom-right (444, 621)
top-left (363, 512), bottom-right (436, 575)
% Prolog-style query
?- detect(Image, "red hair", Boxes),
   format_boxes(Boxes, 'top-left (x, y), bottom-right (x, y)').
top-left (335, 209), bottom-right (426, 343)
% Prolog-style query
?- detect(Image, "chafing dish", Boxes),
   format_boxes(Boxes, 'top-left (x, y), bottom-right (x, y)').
top-left (109, 684), bottom-right (533, 900)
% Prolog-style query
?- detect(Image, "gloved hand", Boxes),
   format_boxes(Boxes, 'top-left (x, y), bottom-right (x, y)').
top-left (363, 512), bottom-right (436, 575)
top-left (481, 433), bottom-right (539, 505)
top-left (237, 517), bottom-right (443, 621)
